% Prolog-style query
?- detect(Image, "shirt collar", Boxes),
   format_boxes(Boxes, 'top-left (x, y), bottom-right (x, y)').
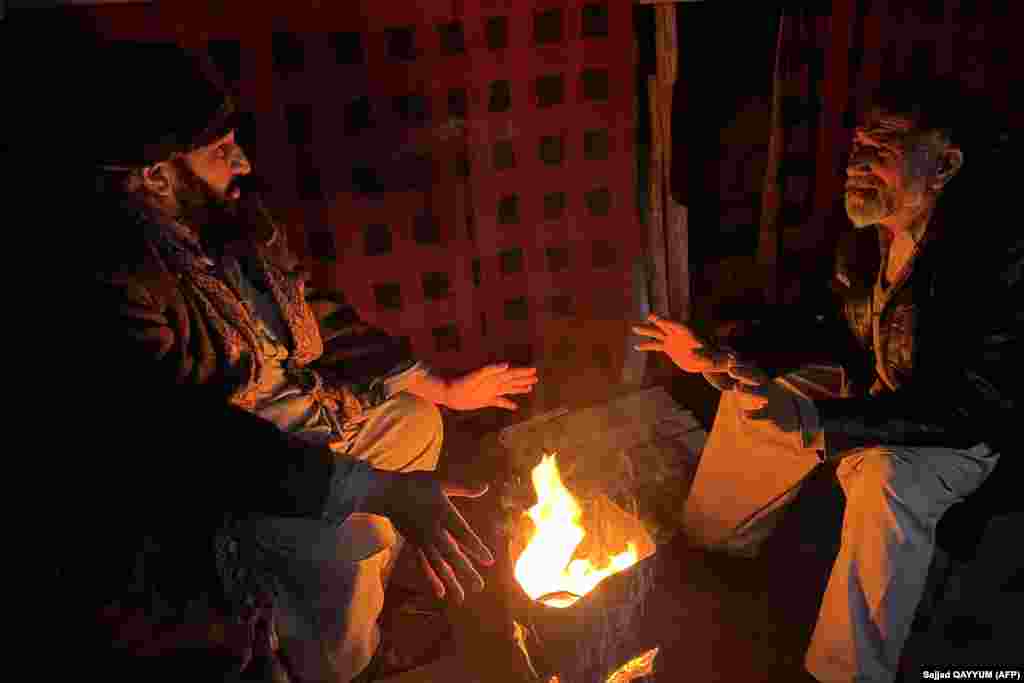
top-left (146, 214), bottom-right (216, 271)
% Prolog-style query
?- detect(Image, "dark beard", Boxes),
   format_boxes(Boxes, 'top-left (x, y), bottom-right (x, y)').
top-left (169, 157), bottom-right (245, 253)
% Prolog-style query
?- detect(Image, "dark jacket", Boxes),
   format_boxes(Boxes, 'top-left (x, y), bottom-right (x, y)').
top-left (718, 206), bottom-right (1021, 457)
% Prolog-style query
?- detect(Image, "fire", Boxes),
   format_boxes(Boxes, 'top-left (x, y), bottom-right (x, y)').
top-left (513, 453), bottom-right (640, 608)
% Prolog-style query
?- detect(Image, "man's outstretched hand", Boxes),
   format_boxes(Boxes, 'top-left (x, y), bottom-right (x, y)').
top-left (362, 470), bottom-right (495, 603)
top-left (446, 363), bottom-right (538, 411)
top-left (631, 313), bottom-right (730, 373)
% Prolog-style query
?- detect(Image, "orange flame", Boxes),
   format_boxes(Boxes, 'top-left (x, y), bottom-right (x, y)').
top-left (513, 453), bottom-right (640, 608)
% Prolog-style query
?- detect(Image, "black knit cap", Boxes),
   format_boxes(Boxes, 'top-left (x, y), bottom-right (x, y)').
top-left (70, 41), bottom-right (238, 169)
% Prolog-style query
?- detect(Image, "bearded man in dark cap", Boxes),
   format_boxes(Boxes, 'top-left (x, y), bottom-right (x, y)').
top-left (63, 41), bottom-right (536, 682)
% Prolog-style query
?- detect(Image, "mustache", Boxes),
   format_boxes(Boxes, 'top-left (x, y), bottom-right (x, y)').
top-left (845, 176), bottom-right (883, 190)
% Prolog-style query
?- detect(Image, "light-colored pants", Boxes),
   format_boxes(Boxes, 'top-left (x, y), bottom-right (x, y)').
top-left (682, 367), bottom-right (999, 683)
top-left (235, 393), bottom-right (443, 682)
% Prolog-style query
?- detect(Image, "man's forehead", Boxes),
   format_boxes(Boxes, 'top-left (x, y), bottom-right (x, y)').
top-left (200, 130), bottom-right (237, 151)
top-left (857, 109), bottom-right (915, 136)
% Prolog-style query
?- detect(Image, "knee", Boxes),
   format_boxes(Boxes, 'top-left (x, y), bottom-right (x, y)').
top-left (334, 513), bottom-right (400, 564)
top-left (716, 387), bottom-right (742, 413)
top-left (709, 389), bottom-right (744, 432)
top-left (844, 449), bottom-right (898, 485)
top-left (839, 449), bottom-right (947, 518)
top-left (388, 392), bottom-right (444, 469)
top-left (840, 449), bottom-right (914, 499)
top-left (391, 392), bottom-right (443, 441)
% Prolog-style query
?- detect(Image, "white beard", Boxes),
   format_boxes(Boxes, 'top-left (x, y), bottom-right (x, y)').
top-left (845, 187), bottom-right (899, 229)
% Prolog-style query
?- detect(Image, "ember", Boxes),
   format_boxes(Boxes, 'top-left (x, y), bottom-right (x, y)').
top-left (513, 453), bottom-right (643, 607)
top-left (605, 648), bottom-right (659, 682)
top-left (546, 648), bottom-right (658, 683)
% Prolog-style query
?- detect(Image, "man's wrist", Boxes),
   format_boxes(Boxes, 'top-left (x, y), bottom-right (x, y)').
top-left (360, 467), bottom-right (397, 518)
top-left (405, 371), bottom-right (451, 408)
top-left (427, 372), bottom-right (452, 409)
top-left (440, 378), bottom-right (452, 409)
top-left (797, 396), bottom-right (826, 450)
top-left (702, 371), bottom-right (737, 392)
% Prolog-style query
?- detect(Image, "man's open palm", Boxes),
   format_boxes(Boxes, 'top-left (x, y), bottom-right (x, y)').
top-left (632, 313), bottom-right (728, 373)
top-left (366, 472), bottom-right (495, 603)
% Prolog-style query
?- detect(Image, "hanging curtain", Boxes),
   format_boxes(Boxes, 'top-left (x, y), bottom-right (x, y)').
top-left (756, 0), bottom-right (1020, 305)
top-left (757, 7), bottom-right (832, 304)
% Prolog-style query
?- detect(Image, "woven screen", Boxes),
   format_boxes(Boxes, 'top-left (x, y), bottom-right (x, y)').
top-left (286, 2), bottom-right (644, 375)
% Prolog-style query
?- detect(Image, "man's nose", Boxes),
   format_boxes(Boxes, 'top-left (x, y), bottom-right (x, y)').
top-left (228, 146), bottom-right (252, 175)
top-left (846, 150), bottom-right (874, 175)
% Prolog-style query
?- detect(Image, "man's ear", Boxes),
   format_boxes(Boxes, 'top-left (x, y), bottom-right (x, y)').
top-left (141, 162), bottom-right (175, 198)
top-left (932, 146), bottom-right (963, 190)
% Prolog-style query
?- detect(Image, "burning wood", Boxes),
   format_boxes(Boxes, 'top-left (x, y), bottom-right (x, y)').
top-left (605, 648), bottom-right (659, 682)
top-left (546, 648), bottom-right (658, 683)
top-left (512, 620), bottom-right (541, 679)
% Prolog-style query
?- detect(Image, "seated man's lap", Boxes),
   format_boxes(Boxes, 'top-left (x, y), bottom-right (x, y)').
top-left (210, 395), bottom-right (443, 681)
top-left (685, 365), bottom-right (997, 549)
top-left (345, 393), bottom-right (443, 474)
top-left (275, 392), bottom-right (441, 568)
top-left (237, 393), bottom-right (439, 566)
top-left (683, 384), bottom-right (820, 552)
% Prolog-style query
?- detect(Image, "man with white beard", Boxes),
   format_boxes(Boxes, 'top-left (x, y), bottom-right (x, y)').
top-left (633, 78), bottom-right (1020, 682)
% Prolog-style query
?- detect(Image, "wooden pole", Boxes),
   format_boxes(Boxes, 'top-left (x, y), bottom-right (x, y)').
top-left (757, 12), bottom-right (786, 305)
top-left (647, 3), bottom-right (690, 322)
top-left (647, 74), bottom-right (670, 320)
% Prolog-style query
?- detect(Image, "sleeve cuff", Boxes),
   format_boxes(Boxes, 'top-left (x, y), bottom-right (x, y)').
top-left (357, 360), bottom-right (428, 409)
top-left (796, 395), bottom-right (827, 451)
top-left (322, 458), bottom-right (377, 526)
top-left (381, 360), bottom-right (430, 399)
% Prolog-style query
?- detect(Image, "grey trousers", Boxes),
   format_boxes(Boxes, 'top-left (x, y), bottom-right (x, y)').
top-left (235, 393), bottom-right (443, 683)
top-left (682, 367), bottom-right (999, 683)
